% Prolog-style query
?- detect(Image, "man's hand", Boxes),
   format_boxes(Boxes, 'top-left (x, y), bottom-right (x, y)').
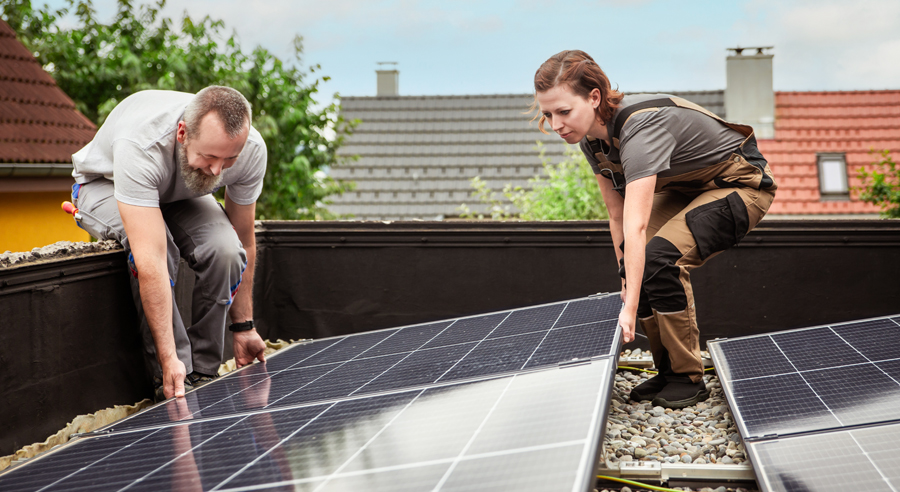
top-left (233, 329), bottom-right (266, 368)
top-left (162, 356), bottom-right (188, 399)
top-left (620, 279), bottom-right (627, 304)
top-left (619, 308), bottom-right (636, 344)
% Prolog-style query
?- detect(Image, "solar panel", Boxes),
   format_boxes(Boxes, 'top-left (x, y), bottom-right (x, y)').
top-left (708, 315), bottom-right (900, 440)
top-left (709, 314), bottom-right (900, 492)
top-left (747, 421), bottom-right (900, 492)
top-left (0, 294), bottom-right (622, 492)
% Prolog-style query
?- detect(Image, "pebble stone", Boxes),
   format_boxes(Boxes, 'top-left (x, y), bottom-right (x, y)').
top-left (603, 353), bottom-right (750, 473)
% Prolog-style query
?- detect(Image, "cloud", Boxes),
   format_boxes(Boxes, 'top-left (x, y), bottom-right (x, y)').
top-left (739, 0), bottom-right (900, 89)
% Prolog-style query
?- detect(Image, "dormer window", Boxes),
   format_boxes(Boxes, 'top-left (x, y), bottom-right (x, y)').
top-left (817, 153), bottom-right (849, 200)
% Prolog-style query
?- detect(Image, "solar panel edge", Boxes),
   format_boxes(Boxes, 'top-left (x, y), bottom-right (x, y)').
top-left (707, 341), bottom-right (757, 443)
top-left (573, 356), bottom-right (618, 492)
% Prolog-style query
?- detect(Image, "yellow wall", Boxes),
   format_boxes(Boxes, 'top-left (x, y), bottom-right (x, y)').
top-left (0, 191), bottom-right (92, 253)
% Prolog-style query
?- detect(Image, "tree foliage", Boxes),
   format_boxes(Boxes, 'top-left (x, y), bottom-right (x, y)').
top-left (857, 150), bottom-right (900, 218)
top-left (2, 0), bottom-right (356, 219)
top-left (459, 144), bottom-right (608, 220)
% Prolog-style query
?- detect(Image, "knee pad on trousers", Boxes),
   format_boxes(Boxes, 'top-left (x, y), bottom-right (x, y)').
top-left (643, 237), bottom-right (687, 313)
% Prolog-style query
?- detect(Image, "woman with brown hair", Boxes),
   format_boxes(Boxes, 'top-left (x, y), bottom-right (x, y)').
top-left (534, 50), bottom-right (776, 409)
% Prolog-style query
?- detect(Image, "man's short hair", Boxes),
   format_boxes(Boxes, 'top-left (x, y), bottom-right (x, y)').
top-left (183, 86), bottom-right (252, 139)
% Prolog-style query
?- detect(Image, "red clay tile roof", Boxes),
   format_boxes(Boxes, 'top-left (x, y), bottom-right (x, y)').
top-left (760, 90), bottom-right (900, 215)
top-left (0, 19), bottom-right (95, 164)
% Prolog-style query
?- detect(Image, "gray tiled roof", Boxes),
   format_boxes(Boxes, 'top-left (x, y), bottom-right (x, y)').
top-left (330, 91), bottom-right (724, 220)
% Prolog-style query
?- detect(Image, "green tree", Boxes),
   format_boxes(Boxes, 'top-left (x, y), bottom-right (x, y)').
top-left (2, 0), bottom-right (356, 219)
top-left (459, 143), bottom-right (608, 220)
top-left (857, 149), bottom-right (900, 218)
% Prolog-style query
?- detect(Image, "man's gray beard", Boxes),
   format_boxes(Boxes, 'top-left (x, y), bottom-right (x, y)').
top-left (178, 144), bottom-right (223, 195)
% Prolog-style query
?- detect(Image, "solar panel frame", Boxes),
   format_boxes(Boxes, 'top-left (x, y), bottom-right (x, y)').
top-left (708, 314), bottom-right (900, 442)
top-left (0, 294), bottom-right (623, 492)
top-left (710, 314), bottom-right (900, 492)
top-left (746, 421), bottom-right (900, 492)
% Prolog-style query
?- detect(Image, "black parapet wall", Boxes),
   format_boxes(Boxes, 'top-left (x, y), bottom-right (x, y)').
top-left (0, 252), bottom-right (150, 456)
top-left (253, 220), bottom-right (900, 345)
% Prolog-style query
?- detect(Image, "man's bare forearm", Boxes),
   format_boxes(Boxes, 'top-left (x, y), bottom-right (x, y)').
top-left (229, 240), bottom-right (255, 323)
top-left (139, 263), bottom-right (178, 363)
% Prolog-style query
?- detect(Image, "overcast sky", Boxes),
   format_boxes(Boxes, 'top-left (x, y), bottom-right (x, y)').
top-left (40, 0), bottom-right (900, 102)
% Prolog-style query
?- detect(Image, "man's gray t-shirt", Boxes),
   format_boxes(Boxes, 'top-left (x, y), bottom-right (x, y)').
top-left (72, 90), bottom-right (267, 207)
top-left (579, 93), bottom-right (745, 187)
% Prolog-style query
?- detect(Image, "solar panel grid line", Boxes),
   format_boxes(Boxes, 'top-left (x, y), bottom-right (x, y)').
top-left (432, 311), bottom-right (515, 384)
top-left (828, 326), bottom-right (900, 389)
top-left (767, 333), bottom-right (845, 428)
top-left (346, 320), bottom-right (461, 396)
top-left (214, 439), bottom-right (590, 492)
top-left (519, 300), bottom-right (571, 370)
top-left (724, 358), bottom-right (900, 383)
top-left (312, 389), bottom-right (430, 492)
top-left (29, 429), bottom-right (163, 492)
top-left (846, 431), bottom-right (900, 492)
top-left (259, 332), bottom-right (412, 411)
top-left (118, 412), bottom-right (256, 492)
top-left (431, 375), bottom-right (518, 491)
top-left (208, 401), bottom-right (341, 492)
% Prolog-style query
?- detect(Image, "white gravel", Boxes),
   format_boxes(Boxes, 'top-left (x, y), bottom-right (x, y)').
top-left (595, 350), bottom-right (756, 492)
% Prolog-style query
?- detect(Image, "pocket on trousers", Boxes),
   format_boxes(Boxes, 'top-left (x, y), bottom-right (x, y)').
top-left (685, 192), bottom-right (750, 260)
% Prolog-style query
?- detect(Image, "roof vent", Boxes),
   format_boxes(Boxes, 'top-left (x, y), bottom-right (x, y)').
top-left (376, 62), bottom-right (399, 97)
top-left (725, 47), bottom-right (775, 139)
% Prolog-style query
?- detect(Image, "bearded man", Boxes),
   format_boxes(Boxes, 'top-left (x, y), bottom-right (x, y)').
top-left (70, 87), bottom-right (268, 402)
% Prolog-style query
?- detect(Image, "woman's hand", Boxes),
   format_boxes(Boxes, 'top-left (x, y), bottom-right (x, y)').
top-left (619, 307), bottom-right (636, 343)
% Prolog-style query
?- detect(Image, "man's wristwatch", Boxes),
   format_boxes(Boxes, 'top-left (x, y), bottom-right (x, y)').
top-left (229, 320), bottom-right (255, 332)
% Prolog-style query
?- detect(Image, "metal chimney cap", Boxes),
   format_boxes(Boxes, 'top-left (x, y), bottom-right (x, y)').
top-left (727, 46), bottom-right (774, 56)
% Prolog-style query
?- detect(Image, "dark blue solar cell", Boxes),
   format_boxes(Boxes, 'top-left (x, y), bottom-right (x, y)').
top-left (731, 373), bottom-right (841, 438)
top-left (220, 392), bottom-right (419, 490)
top-left (361, 343), bottom-right (477, 393)
top-left (489, 303), bottom-right (566, 338)
top-left (43, 419), bottom-right (236, 492)
top-left (772, 328), bottom-right (867, 372)
top-left (749, 431), bottom-right (892, 492)
top-left (262, 338), bottom-right (344, 372)
top-left (273, 354), bottom-right (407, 407)
top-left (113, 364), bottom-right (339, 431)
top-left (803, 364), bottom-right (900, 427)
top-left (0, 431), bottom-right (144, 492)
top-left (831, 318), bottom-right (900, 362)
top-left (130, 404), bottom-right (330, 491)
top-left (553, 296), bottom-right (620, 329)
top-left (421, 312), bottom-right (510, 348)
top-left (523, 320), bottom-right (618, 369)
top-left (363, 321), bottom-right (454, 357)
top-left (439, 332), bottom-right (546, 381)
top-left (713, 335), bottom-right (796, 381)
top-left (299, 330), bottom-right (399, 366)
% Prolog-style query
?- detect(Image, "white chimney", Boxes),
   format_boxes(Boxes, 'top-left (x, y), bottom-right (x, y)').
top-left (376, 62), bottom-right (399, 97)
top-left (725, 47), bottom-right (775, 139)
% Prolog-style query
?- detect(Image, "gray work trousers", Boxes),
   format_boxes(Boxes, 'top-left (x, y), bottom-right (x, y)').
top-left (72, 179), bottom-right (247, 377)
